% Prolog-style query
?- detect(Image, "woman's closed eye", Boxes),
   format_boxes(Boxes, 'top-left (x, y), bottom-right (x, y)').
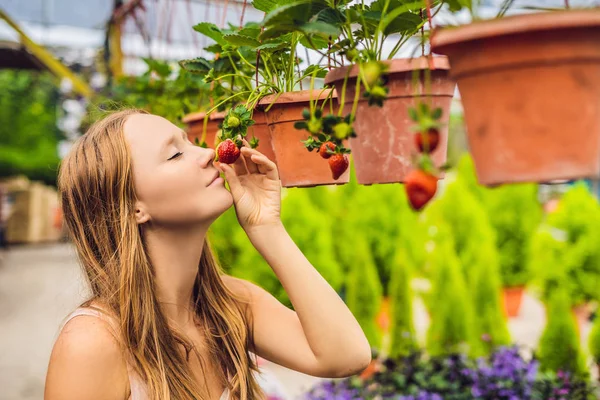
top-left (168, 152), bottom-right (183, 161)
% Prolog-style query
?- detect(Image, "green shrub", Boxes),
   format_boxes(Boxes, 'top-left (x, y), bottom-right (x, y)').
top-left (426, 223), bottom-right (476, 356)
top-left (333, 171), bottom-right (425, 295)
top-left (537, 286), bottom-right (588, 376)
top-left (389, 248), bottom-right (417, 358)
top-left (484, 183), bottom-right (542, 288)
top-left (0, 70), bottom-right (64, 186)
top-left (221, 187), bottom-right (343, 307)
top-left (425, 179), bottom-right (510, 355)
top-left (588, 312), bottom-right (600, 366)
top-left (545, 183), bottom-right (600, 305)
top-left (529, 228), bottom-right (570, 305)
top-left (345, 238), bottom-right (383, 348)
top-left (83, 60), bottom-right (209, 127)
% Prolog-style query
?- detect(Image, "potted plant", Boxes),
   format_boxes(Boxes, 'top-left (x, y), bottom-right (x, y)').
top-left (253, 0), bottom-right (353, 187)
top-left (303, 0), bottom-right (456, 185)
top-left (183, 16), bottom-right (349, 186)
top-left (430, 2), bottom-right (600, 185)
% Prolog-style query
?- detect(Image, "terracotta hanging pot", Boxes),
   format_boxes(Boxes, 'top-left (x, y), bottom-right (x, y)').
top-left (183, 110), bottom-right (226, 149)
top-left (431, 11), bottom-right (600, 185)
top-left (258, 89), bottom-right (349, 188)
top-left (502, 286), bottom-right (525, 318)
top-left (324, 56), bottom-right (454, 185)
top-left (247, 109), bottom-right (277, 164)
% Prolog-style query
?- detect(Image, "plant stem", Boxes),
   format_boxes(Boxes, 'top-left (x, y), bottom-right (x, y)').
top-left (420, 9), bottom-right (425, 57)
top-left (338, 69), bottom-right (351, 117)
top-left (350, 72), bottom-right (362, 122)
top-left (240, 0), bottom-right (248, 28)
top-left (256, 50), bottom-right (260, 87)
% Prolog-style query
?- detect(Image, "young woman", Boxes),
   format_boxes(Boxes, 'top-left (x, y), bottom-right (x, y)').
top-left (45, 110), bottom-right (371, 400)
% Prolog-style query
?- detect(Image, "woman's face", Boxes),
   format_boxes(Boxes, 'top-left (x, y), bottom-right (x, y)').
top-left (124, 113), bottom-right (233, 227)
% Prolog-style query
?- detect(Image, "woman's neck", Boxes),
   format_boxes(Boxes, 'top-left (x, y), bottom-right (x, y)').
top-left (143, 223), bottom-right (208, 328)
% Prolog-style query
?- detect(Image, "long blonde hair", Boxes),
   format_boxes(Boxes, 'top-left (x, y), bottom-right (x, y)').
top-left (57, 109), bottom-right (264, 399)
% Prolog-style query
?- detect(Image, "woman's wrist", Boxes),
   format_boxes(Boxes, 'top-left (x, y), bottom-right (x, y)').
top-left (244, 221), bottom-right (286, 245)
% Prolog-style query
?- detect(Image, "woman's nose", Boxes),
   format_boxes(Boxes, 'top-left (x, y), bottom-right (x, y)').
top-left (198, 147), bottom-right (216, 167)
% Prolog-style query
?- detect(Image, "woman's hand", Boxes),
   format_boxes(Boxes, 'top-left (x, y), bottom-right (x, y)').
top-left (215, 141), bottom-right (281, 232)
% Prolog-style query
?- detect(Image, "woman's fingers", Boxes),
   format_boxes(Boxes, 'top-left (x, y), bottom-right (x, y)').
top-left (232, 151), bottom-right (249, 176)
top-left (241, 140), bottom-right (259, 174)
top-left (242, 147), bottom-right (279, 181)
top-left (215, 162), bottom-right (244, 199)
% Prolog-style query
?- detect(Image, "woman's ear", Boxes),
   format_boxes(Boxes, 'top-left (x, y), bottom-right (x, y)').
top-left (134, 202), bottom-right (151, 225)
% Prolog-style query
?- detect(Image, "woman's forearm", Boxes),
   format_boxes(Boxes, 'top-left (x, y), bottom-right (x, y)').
top-left (246, 223), bottom-right (372, 373)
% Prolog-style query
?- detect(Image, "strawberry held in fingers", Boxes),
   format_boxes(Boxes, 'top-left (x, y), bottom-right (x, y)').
top-left (415, 128), bottom-right (440, 153)
top-left (329, 154), bottom-right (349, 180)
top-left (405, 169), bottom-right (438, 211)
top-left (216, 139), bottom-right (241, 164)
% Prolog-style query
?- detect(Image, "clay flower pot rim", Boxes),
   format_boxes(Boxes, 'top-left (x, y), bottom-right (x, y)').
top-left (257, 88), bottom-right (337, 108)
top-left (431, 10), bottom-right (600, 51)
top-left (182, 110), bottom-right (228, 124)
top-left (324, 56), bottom-right (450, 85)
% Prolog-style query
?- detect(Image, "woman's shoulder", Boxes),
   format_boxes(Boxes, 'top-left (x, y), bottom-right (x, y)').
top-left (45, 306), bottom-right (129, 400)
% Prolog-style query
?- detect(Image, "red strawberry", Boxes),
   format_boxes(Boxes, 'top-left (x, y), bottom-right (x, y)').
top-left (216, 139), bottom-right (241, 164)
top-left (405, 169), bottom-right (438, 211)
top-left (414, 128), bottom-right (440, 153)
top-left (319, 142), bottom-right (336, 159)
top-left (329, 154), bottom-right (349, 180)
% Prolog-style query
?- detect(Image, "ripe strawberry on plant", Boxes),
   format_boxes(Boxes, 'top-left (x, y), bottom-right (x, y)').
top-left (414, 128), bottom-right (440, 153)
top-left (409, 102), bottom-right (444, 154)
top-left (329, 153), bottom-right (349, 180)
top-left (319, 142), bottom-right (336, 159)
top-left (216, 139), bottom-right (241, 164)
top-left (405, 168), bottom-right (438, 211)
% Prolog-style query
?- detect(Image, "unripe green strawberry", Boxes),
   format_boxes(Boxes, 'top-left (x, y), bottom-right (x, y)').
top-left (333, 122), bottom-right (352, 139)
top-left (227, 116), bottom-right (240, 128)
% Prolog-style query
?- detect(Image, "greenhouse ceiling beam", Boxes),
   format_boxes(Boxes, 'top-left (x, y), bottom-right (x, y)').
top-left (0, 8), bottom-right (93, 98)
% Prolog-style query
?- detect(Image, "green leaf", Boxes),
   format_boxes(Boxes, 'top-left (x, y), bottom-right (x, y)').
top-left (300, 65), bottom-right (327, 80)
top-left (142, 58), bottom-right (171, 78)
top-left (223, 33), bottom-right (261, 48)
top-left (432, 107), bottom-right (443, 120)
top-left (408, 107), bottom-right (419, 122)
top-left (179, 57), bottom-right (213, 74)
top-left (259, 24), bottom-right (297, 41)
top-left (253, 40), bottom-right (286, 52)
top-left (383, 12), bottom-right (422, 36)
top-left (300, 35), bottom-right (330, 50)
top-left (299, 21), bottom-right (340, 38)
top-left (203, 44), bottom-right (223, 54)
top-left (379, 1), bottom-right (424, 37)
top-left (238, 26), bottom-right (262, 38)
top-left (294, 121), bottom-right (308, 130)
top-left (193, 22), bottom-right (226, 45)
top-left (252, 0), bottom-right (283, 13)
top-left (262, 0), bottom-right (329, 28)
top-left (311, 7), bottom-right (345, 25)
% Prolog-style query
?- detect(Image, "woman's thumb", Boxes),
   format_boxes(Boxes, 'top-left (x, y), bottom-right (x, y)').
top-left (216, 162), bottom-right (244, 199)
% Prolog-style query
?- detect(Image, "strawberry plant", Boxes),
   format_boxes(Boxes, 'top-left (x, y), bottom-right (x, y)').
top-left (293, 74), bottom-right (355, 180)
